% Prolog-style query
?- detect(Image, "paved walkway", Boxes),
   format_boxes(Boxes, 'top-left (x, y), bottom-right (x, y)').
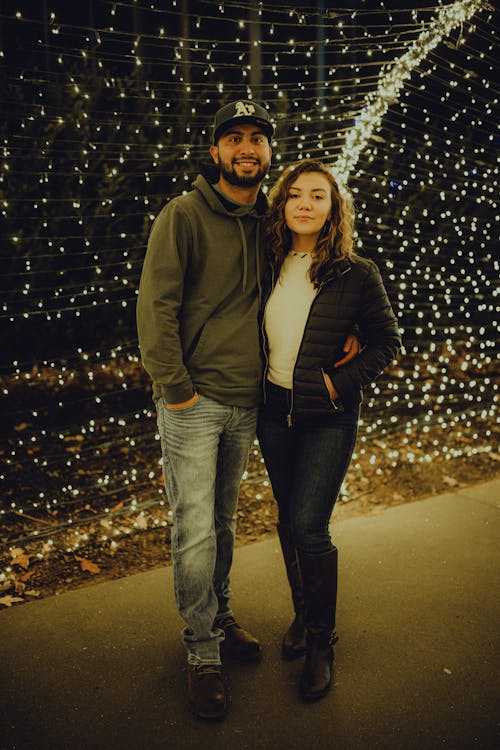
top-left (1, 478), bottom-right (499, 750)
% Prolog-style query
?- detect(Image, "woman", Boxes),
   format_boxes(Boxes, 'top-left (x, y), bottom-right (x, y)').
top-left (258, 159), bottom-right (401, 701)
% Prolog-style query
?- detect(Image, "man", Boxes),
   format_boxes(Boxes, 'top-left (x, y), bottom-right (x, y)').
top-left (137, 101), bottom-right (358, 719)
top-left (137, 100), bottom-right (274, 720)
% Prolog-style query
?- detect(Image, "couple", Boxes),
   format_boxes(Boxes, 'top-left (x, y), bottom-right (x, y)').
top-left (136, 100), bottom-right (401, 720)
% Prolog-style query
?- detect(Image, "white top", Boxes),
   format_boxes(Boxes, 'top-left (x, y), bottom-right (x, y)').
top-left (264, 252), bottom-right (316, 389)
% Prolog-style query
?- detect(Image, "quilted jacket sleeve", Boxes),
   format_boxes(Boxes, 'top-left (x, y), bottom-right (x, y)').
top-left (326, 260), bottom-right (401, 406)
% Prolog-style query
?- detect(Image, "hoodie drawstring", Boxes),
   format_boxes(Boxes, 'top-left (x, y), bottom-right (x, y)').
top-left (255, 223), bottom-right (262, 300)
top-left (236, 217), bottom-right (249, 292)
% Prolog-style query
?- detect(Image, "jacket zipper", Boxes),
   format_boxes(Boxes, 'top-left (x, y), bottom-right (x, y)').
top-left (286, 264), bottom-right (351, 426)
top-left (264, 263), bottom-right (351, 427)
top-left (313, 264), bottom-right (351, 419)
top-left (286, 284), bottom-right (323, 428)
top-left (260, 267), bottom-right (276, 405)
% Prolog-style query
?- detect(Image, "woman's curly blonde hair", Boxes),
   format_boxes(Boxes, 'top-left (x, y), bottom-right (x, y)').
top-left (264, 159), bottom-right (356, 288)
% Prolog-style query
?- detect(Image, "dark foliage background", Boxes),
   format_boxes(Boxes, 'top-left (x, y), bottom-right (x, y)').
top-left (0, 1), bottom-right (498, 599)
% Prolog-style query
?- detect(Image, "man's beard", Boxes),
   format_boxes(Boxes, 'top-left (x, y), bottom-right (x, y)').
top-left (218, 158), bottom-right (269, 188)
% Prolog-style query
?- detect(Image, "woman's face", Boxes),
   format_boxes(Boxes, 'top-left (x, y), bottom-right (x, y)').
top-left (284, 171), bottom-right (332, 241)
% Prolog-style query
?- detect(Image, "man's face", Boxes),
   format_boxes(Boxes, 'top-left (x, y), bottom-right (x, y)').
top-left (210, 123), bottom-right (272, 188)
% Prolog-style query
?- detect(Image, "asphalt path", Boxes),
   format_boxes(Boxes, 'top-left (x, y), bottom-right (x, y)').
top-left (1, 479), bottom-right (498, 750)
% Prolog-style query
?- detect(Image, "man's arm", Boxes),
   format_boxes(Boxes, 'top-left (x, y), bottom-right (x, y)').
top-left (323, 333), bottom-right (360, 400)
top-left (326, 263), bottom-right (401, 405)
top-left (136, 202), bottom-right (196, 404)
top-left (333, 334), bottom-right (360, 369)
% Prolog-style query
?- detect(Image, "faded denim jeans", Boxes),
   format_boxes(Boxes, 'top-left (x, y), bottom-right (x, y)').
top-left (156, 393), bottom-right (257, 665)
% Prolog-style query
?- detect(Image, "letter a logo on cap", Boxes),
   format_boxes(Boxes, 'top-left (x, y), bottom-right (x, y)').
top-left (235, 101), bottom-right (255, 117)
top-left (213, 99), bottom-right (273, 143)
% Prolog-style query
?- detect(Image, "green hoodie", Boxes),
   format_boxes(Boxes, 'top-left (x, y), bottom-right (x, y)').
top-left (136, 173), bottom-right (268, 406)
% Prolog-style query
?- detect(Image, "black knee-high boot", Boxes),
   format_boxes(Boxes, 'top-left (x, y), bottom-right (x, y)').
top-left (276, 523), bottom-right (307, 658)
top-left (297, 547), bottom-right (339, 700)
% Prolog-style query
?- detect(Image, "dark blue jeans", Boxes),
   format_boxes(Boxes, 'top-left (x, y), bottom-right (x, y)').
top-left (257, 380), bottom-right (358, 554)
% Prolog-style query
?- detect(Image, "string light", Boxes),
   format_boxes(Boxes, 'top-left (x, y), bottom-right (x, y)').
top-left (0, 1), bottom-right (497, 588)
top-left (336, 0), bottom-right (486, 181)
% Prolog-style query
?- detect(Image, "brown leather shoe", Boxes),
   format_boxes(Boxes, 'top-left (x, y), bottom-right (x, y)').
top-left (186, 664), bottom-right (227, 720)
top-left (217, 615), bottom-right (262, 662)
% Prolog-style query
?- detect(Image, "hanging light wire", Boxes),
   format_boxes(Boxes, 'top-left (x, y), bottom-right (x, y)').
top-left (336, 0), bottom-right (488, 181)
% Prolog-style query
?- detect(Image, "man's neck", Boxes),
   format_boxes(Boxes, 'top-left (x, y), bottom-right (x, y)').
top-left (214, 176), bottom-right (260, 205)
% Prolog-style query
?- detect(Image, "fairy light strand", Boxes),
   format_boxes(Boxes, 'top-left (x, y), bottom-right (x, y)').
top-left (336, 0), bottom-right (487, 181)
top-left (0, 1), bottom-right (497, 585)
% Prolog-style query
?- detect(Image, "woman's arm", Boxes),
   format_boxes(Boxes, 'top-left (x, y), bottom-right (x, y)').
top-left (326, 261), bottom-right (402, 405)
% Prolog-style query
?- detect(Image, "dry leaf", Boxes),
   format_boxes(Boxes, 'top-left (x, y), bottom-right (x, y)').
top-left (135, 515), bottom-right (148, 530)
top-left (10, 548), bottom-right (32, 570)
top-left (75, 555), bottom-right (101, 575)
top-left (110, 501), bottom-right (124, 513)
top-left (0, 595), bottom-right (24, 607)
top-left (442, 475), bottom-right (460, 487)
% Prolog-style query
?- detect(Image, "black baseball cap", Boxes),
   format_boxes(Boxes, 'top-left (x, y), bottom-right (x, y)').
top-left (213, 100), bottom-right (274, 144)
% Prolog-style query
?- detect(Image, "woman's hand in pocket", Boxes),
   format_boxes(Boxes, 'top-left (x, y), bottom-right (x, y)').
top-left (323, 372), bottom-right (340, 401)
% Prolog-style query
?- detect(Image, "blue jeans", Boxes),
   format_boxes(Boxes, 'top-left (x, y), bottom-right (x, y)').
top-left (156, 393), bottom-right (257, 666)
top-left (257, 380), bottom-right (358, 554)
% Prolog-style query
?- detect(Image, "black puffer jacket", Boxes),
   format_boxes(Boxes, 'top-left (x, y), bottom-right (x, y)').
top-left (261, 256), bottom-right (402, 423)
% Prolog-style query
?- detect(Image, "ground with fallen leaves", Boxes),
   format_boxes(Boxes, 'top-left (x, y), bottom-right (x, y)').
top-left (1, 358), bottom-right (498, 607)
